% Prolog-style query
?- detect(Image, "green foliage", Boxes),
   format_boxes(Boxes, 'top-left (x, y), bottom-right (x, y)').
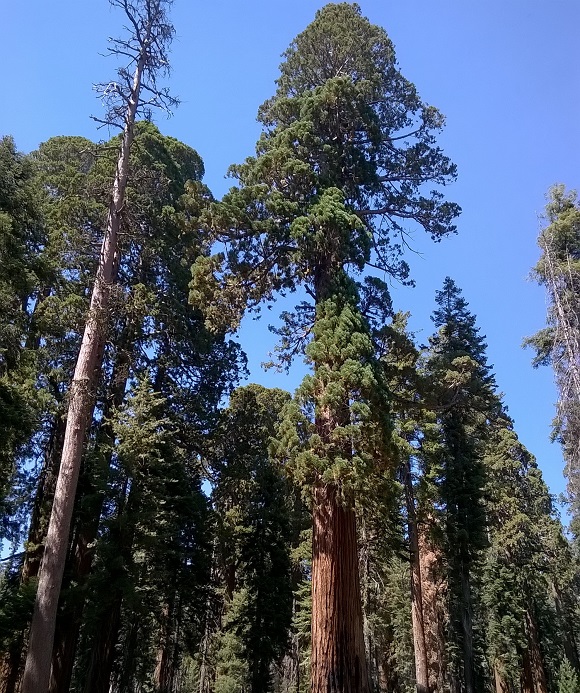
top-left (527, 185), bottom-right (580, 550)
top-left (190, 2), bottom-right (459, 332)
top-left (428, 278), bottom-right (496, 561)
top-left (0, 123), bottom-right (244, 690)
top-left (0, 136), bottom-right (44, 519)
top-left (210, 385), bottom-right (295, 693)
top-left (482, 414), bottom-right (557, 687)
top-left (275, 274), bottom-right (392, 499)
top-left (424, 278), bottom-right (499, 690)
top-left (558, 659), bottom-right (580, 693)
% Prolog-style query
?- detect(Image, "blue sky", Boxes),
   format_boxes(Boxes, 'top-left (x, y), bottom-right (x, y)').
top-left (2, 1), bottom-right (579, 504)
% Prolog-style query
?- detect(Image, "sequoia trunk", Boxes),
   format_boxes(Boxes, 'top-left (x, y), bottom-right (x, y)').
top-left (404, 458), bottom-right (430, 693)
top-left (311, 483), bottom-right (369, 693)
top-left (418, 524), bottom-right (447, 693)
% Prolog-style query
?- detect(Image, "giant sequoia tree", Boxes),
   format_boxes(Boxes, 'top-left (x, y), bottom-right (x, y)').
top-left (191, 4), bottom-right (459, 690)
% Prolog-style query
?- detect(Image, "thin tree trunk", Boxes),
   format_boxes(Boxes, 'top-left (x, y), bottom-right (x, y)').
top-left (154, 601), bottom-right (174, 693)
top-left (84, 594), bottom-right (124, 693)
top-left (197, 557), bottom-right (218, 693)
top-left (21, 50), bottom-right (145, 693)
top-left (459, 563), bottom-right (475, 693)
top-left (0, 641), bottom-right (22, 693)
top-left (83, 476), bottom-right (138, 693)
top-left (360, 520), bottom-right (376, 691)
top-left (0, 416), bottom-right (67, 693)
top-left (404, 458), bottom-right (430, 693)
top-left (311, 483), bottom-right (369, 693)
top-left (21, 416), bottom-right (67, 584)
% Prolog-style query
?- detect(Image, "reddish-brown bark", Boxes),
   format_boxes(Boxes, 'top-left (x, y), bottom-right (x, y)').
top-left (403, 458), bottom-right (430, 693)
top-left (525, 610), bottom-right (548, 693)
top-left (418, 524), bottom-right (447, 693)
top-left (311, 483), bottom-right (369, 693)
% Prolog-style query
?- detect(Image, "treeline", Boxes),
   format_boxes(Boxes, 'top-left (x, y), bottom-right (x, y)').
top-left (0, 2), bottom-right (579, 693)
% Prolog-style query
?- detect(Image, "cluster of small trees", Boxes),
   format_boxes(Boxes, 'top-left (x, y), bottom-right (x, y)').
top-left (0, 2), bottom-right (578, 693)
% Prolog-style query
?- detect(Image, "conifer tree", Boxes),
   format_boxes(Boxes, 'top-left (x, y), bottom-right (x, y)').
top-left (0, 134), bottom-right (103, 693)
top-left (21, 2), bottom-right (180, 690)
top-left (378, 312), bottom-right (445, 693)
top-left (191, 6), bottom-right (459, 689)
top-left (482, 412), bottom-right (557, 693)
top-left (426, 278), bottom-right (497, 693)
top-left (559, 659), bottom-right (580, 693)
top-left (527, 186), bottom-right (580, 548)
top-left (0, 137), bottom-right (43, 523)
top-left (209, 385), bottom-right (294, 693)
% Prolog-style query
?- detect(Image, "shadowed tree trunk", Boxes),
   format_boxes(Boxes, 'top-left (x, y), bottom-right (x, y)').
top-left (153, 599), bottom-right (178, 693)
top-left (22, 417), bottom-right (67, 584)
top-left (404, 458), bottom-right (430, 693)
top-left (460, 564), bottom-right (475, 693)
top-left (83, 481), bottom-right (137, 693)
top-left (0, 416), bottom-right (66, 693)
top-left (525, 609), bottom-right (548, 693)
top-left (49, 329), bottom-right (134, 693)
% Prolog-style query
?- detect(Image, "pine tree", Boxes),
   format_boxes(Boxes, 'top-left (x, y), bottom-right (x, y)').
top-left (558, 659), bottom-right (580, 693)
top-left (22, 2), bottom-right (180, 689)
top-left (527, 185), bottom-right (580, 549)
top-left (482, 411), bottom-right (557, 693)
top-left (209, 385), bottom-right (295, 693)
top-left (191, 6), bottom-right (459, 689)
top-left (426, 278), bottom-right (497, 693)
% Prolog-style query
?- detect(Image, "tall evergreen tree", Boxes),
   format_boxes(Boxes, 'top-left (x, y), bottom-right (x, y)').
top-left (527, 185), bottom-right (580, 549)
top-left (21, 2), bottom-right (180, 689)
top-left (209, 385), bottom-right (294, 693)
top-left (0, 126), bottom-right (240, 693)
top-left (482, 410), bottom-right (568, 693)
top-left (426, 278), bottom-right (497, 693)
top-left (191, 6), bottom-right (459, 689)
top-left (0, 136), bottom-right (43, 528)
